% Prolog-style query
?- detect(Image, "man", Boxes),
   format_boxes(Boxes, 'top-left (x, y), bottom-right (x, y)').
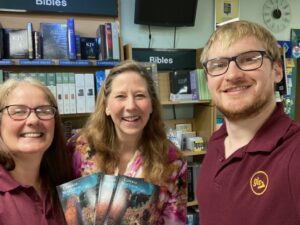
top-left (196, 20), bottom-right (300, 225)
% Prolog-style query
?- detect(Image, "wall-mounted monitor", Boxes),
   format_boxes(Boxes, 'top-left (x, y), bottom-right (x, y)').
top-left (134, 0), bottom-right (198, 27)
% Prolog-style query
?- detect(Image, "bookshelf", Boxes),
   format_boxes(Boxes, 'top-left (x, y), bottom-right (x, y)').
top-left (0, 1), bottom-right (122, 130)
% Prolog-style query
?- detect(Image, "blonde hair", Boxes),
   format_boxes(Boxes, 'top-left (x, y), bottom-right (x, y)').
top-left (201, 20), bottom-right (281, 64)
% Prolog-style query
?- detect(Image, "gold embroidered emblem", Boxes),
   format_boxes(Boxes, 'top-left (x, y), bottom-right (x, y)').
top-left (250, 171), bottom-right (268, 195)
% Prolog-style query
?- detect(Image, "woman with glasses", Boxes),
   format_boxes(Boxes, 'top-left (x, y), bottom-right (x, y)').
top-left (0, 77), bottom-right (73, 225)
top-left (196, 20), bottom-right (300, 225)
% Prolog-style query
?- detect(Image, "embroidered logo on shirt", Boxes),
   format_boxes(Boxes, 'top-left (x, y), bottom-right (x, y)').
top-left (250, 171), bottom-right (269, 195)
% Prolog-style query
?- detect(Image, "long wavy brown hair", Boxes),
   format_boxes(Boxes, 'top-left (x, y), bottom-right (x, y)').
top-left (82, 60), bottom-right (174, 184)
top-left (0, 77), bottom-right (73, 209)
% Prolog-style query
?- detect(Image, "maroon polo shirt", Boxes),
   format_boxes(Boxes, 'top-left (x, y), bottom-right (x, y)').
top-left (0, 165), bottom-right (66, 225)
top-left (197, 103), bottom-right (300, 225)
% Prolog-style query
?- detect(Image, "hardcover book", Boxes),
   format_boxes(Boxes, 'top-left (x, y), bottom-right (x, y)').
top-left (40, 23), bottom-right (68, 59)
top-left (169, 70), bottom-right (193, 101)
top-left (27, 22), bottom-right (34, 59)
top-left (33, 31), bottom-right (42, 59)
top-left (67, 18), bottom-right (76, 60)
top-left (0, 25), bottom-right (3, 59)
top-left (80, 37), bottom-right (98, 60)
top-left (5, 28), bottom-right (29, 59)
top-left (56, 173), bottom-right (103, 225)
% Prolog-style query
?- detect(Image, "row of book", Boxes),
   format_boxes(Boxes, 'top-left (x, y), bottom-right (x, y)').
top-left (0, 70), bottom-right (114, 114)
top-left (0, 19), bottom-right (120, 61)
top-left (169, 69), bottom-right (211, 102)
top-left (57, 173), bottom-right (159, 225)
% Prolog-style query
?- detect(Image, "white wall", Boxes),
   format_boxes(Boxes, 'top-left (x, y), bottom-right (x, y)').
top-left (120, 0), bottom-right (300, 49)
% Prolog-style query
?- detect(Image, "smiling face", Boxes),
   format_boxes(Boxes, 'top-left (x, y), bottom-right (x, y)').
top-left (206, 36), bottom-right (282, 121)
top-left (0, 83), bottom-right (55, 158)
top-left (105, 71), bottom-right (152, 142)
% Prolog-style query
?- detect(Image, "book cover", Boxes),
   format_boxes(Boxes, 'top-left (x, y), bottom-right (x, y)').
top-left (140, 62), bottom-right (159, 97)
top-left (56, 172), bottom-right (103, 225)
top-left (67, 18), bottom-right (76, 60)
top-left (104, 176), bottom-right (159, 225)
top-left (80, 37), bottom-right (98, 60)
top-left (0, 70), bottom-right (3, 84)
top-left (95, 174), bottom-right (119, 225)
top-left (5, 28), bottom-right (29, 59)
top-left (169, 70), bottom-right (193, 101)
top-left (40, 23), bottom-right (68, 59)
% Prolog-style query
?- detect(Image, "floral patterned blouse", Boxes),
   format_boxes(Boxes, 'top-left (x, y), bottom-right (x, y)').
top-left (67, 133), bottom-right (187, 225)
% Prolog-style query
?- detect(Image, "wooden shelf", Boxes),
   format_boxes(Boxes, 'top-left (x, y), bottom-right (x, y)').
top-left (161, 99), bottom-right (211, 105)
top-left (187, 200), bottom-right (198, 207)
top-left (182, 150), bottom-right (206, 157)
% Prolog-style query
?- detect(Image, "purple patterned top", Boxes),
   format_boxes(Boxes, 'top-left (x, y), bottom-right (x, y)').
top-left (67, 134), bottom-right (187, 225)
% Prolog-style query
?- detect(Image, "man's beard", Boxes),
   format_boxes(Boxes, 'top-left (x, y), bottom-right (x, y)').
top-left (216, 90), bottom-right (273, 121)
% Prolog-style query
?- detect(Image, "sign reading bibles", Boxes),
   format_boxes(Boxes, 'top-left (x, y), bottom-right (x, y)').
top-left (0, 0), bottom-right (117, 16)
top-left (132, 48), bottom-right (196, 71)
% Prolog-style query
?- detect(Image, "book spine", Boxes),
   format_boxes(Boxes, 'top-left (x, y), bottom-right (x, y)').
top-left (33, 31), bottom-right (42, 59)
top-left (67, 18), bottom-right (76, 60)
top-left (111, 22), bottom-right (120, 60)
top-left (105, 23), bottom-right (113, 59)
top-left (27, 22), bottom-right (34, 59)
top-left (0, 28), bottom-right (4, 59)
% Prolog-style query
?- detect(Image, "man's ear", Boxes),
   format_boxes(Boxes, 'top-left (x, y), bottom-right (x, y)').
top-left (273, 61), bottom-right (283, 84)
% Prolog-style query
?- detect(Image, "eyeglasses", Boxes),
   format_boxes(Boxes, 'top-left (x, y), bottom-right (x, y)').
top-left (0, 105), bottom-right (57, 121)
top-left (203, 50), bottom-right (273, 77)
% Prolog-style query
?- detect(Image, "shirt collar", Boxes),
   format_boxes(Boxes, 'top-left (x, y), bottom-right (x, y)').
top-left (211, 103), bottom-right (291, 154)
top-left (0, 165), bottom-right (20, 192)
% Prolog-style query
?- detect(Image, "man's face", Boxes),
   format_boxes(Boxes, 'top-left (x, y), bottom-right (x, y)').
top-left (205, 36), bottom-right (283, 121)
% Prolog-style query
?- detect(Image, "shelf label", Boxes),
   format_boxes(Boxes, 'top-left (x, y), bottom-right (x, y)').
top-left (96, 60), bottom-right (120, 67)
top-left (0, 59), bottom-right (13, 65)
top-left (59, 59), bottom-right (93, 66)
top-left (19, 59), bottom-right (53, 65)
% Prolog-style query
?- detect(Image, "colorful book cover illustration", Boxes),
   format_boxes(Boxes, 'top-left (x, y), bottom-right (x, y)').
top-left (56, 172), bottom-right (103, 225)
top-left (104, 176), bottom-right (159, 225)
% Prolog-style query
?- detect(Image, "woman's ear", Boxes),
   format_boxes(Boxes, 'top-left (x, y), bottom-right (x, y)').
top-left (105, 107), bottom-right (110, 116)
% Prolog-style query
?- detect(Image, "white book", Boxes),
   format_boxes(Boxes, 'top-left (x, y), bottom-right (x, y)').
top-left (46, 73), bottom-right (56, 98)
top-left (68, 73), bottom-right (76, 114)
top-left (56, 73), bottom-right (64, 114)
top-left (62, 73), bottom-right (70, 114)
top-left (111, 21), bottom-right (120, 60)
top-left (75, 73), bottom-right (86, 113)
top-left (84, 73), bottom-right (95, 113)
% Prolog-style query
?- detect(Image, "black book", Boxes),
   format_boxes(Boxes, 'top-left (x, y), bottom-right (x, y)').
top-left (80, 37), bottom-right (98, 60)
top-left (169, 70), bottom-right (193, 101)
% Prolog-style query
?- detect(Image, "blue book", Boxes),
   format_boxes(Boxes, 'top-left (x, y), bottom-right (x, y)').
top-left (40, 23), bottom-right (68, 59)
top-left (95, 70), bottom-right (106, 95)
top-left (67, 18), bottom-right (76, 60)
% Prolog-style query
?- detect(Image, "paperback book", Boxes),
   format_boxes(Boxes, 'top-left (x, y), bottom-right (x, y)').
top-left (57, 173), bottom-right (159, 225)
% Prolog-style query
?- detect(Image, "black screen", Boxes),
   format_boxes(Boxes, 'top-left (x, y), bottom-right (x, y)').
top-left (134, 0), bottom-right (198, 27)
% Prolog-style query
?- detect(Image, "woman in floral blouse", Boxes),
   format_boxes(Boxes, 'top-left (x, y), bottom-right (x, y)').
top-left (67, 60), bottom-right (187, 224)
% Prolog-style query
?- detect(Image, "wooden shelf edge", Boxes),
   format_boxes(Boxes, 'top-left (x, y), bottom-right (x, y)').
top-left (182, 150), bottom-right (206, 157)
top-left (187, 200), bottom-right (198, 207)
top-left (161, 100), bottom-right (211, 105)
